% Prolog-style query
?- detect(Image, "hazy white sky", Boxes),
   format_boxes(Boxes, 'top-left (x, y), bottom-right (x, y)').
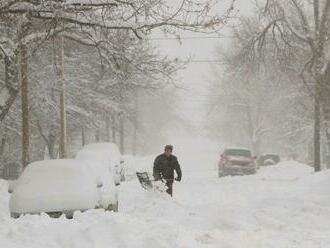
top-left (152, 0), bottom-right (257, 135)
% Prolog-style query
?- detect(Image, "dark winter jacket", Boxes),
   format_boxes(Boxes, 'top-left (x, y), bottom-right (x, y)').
top-left (153, 154), bottom-right (182, 181)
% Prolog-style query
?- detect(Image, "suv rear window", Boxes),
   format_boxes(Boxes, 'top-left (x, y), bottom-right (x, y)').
top-left (224, 149), bottom-right (252, 157)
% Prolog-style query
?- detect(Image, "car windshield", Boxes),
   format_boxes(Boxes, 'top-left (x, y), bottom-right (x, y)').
top-left (224, 149), bottom-right (251, 157)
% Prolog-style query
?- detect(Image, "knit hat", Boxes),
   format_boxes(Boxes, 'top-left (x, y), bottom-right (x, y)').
top-left (164, 145), bottom-right (173, 151)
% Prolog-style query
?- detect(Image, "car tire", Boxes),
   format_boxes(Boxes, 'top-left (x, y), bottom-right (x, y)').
top-left (65, 213), bottom-right (73, 219)
top-left (10, 212), bottom-right (20, 219)
top-left (107, 201), bottom-right (119, 212)
top-left (218, 171), bottom-right (225, 178)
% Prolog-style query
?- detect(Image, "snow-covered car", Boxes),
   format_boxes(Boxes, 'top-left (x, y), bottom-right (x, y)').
top-left (9, 159), bottom-right (103, 219)
top-left (218, 147), bottom-right (257, 177)
top-left (76, 142), bottom-right (126, 183)
top-left (82, 159), bottom-right (118, 212)
top-left (258, 153), bottom-right (280, 166)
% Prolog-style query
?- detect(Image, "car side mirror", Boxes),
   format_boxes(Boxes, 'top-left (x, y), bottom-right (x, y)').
top-left (97, 182), bottom-right (103, 188)
top-left (115, 181), bottom-right (120, 186)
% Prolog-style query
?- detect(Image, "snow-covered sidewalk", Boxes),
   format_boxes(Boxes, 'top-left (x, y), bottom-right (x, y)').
top-left (0, 159), bottom-right (330, 248)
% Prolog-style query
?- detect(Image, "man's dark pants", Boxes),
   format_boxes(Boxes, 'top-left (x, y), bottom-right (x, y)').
top-left (165, 179), bottom-right (174, 197)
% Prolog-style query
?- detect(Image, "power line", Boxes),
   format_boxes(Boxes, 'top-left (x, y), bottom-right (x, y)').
top-left (149, 36), bottom-right (233, 41)
top-left (186, 59), bottom-right (224, 63)
top-left (154, 58), bottom-right (224, 63)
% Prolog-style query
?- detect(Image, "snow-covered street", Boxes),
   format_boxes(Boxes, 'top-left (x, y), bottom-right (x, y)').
top-left (1, 142), bottom-right (330, 248)
top-left (1, 1), bottom-right (330, 247)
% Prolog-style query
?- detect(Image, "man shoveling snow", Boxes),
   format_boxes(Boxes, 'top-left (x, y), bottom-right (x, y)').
top-left (153, 145), bottom-right (182, 197)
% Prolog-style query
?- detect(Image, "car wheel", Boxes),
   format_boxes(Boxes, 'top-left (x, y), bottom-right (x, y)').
top-left (65, 213), bottom-right (73, 219)
top-left (47, 212), bottom-right (63, 218)
top-left (107, 201), bottom-right (119, 212)
top-left (218, 171), bottom-right (225, 178)
top-left (10, 212), bottom-right (20, 219)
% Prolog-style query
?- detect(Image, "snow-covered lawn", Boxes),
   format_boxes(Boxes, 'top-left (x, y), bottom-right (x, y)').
top-left (0, 153), bottom-right (329, 247)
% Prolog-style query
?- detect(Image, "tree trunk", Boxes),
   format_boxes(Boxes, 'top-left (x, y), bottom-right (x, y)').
top-left (132, 91), bottom-right (139, 156)
top-left (59, 35), bottom-right (67, 159)
top-left (246, 105), bottom-right (259, 155)
top-left (111, 114), bottom-right (116, 143)
top-left (314, 87), bottom-right (321, 172)
top-left (20, 43), bottom-right (30, 168)
top-left (132, 114), bottom-right (137, 156)
top-left (81, 126), bottom-right (86, 147)
top-left (0, 136), bottom-right (6, 156)
top-left (95, 129), bottom-right (100, 142)
top-left (119, 113), bottom-right (124, 154)
top-left (105, 114), bottom-right (111, 142)
top-left (47, 133), bottom-right (57, 159)
top-left (0, 56), bottom-right (19, 122)
top-left (325, 129), bottom-right (330, 169)
top-left (321, 61), bottom-right (330, 168)
top-left (314, 0), bottom-right (320, 31)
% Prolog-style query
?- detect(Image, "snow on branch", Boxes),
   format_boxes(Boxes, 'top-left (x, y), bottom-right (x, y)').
top-left (0, 0), bottom-right (235, 36)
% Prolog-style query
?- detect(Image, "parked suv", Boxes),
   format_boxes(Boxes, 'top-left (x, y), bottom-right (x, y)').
top-left (218, 147), bottom-right (257, 177)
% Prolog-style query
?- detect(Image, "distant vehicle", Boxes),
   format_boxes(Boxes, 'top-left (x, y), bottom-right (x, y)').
top-left (258, 154), bottom-right (280, 166)
top-left (8, 159), bottom-right (119, 219)
top-left (218, 147), bottom-right (257, 177)
top-left (76, 142), bottom-right (126, 184)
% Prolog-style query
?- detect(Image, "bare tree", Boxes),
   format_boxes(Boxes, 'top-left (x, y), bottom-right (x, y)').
top-left (235, 0), bottom-right (330, 171)
top-left (208, 15), bottom-right (313, 160)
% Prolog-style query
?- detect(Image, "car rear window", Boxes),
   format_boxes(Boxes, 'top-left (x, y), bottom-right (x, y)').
top-left (224, 149), bottom-right (252, 157)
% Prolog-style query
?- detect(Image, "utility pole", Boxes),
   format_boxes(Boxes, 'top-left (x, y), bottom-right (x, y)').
top-left (314, 89), bottom-right (321, 172)
top-left (119, 111), bottom-right (125, 154)
top-left (20, 25), bottom-right (30, 168)
top-left (59, 34), bottom-right (67, 158)
top-left (132, 90), bottom-right (139, 155)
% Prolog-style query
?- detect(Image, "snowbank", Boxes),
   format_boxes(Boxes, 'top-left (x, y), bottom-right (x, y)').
top-left (257, 160), bottom-right (313, 180)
